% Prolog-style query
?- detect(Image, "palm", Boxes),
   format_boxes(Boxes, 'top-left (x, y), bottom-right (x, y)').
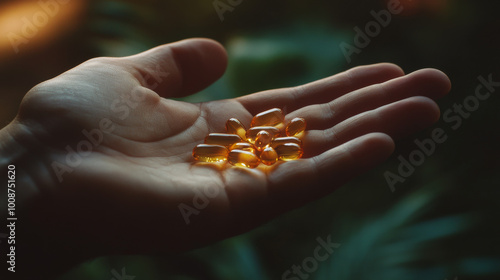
top-left (16, 39), bottom-right (451, 257)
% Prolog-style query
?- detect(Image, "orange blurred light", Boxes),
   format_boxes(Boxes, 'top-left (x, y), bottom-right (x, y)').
top-left (0, 0), bottom-right (86, 61)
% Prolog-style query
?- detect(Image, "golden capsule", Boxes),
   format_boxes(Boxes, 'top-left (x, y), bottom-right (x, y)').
top-left (204, 133), bottom-right (242, 147)
top-left (255, 131), bottom-right (272, 151)
top-left (245, 126), bottom-right (280, 144)
top-left (286, 117), bottom-right (306, 138)
top-left (275, 143), bottom-right (303, 161)
top-left (228, 150), bottom-right (260, 168)
top-left (260, 147), bottom-right (278, 166)
top-left (225, 118), bottom-right (247, 140)
top-left (192, 144), bottom-right (228, 163)
top-left (229, 142), bottom-right (256, 153)
top-left (270, 137), bottom-right (302, 148)
top-left (250, 108), bottom-right (285, 128)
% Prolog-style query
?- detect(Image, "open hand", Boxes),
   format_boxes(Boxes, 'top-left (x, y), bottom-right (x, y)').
top-left (4, 38), bottom-right (451, 269)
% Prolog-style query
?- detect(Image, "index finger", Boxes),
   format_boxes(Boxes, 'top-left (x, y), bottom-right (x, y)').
top-left (237, 63), bottom-right (404, 115)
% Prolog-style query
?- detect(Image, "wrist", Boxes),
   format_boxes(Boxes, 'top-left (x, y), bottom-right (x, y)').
top-left (1, 121), bottom-right (47, 213)
top-left (0, 120), bottom-right (86, 278)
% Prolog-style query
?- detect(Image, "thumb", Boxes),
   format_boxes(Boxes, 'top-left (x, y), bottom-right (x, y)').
top-left (124, 38), bottom-right (228, 98)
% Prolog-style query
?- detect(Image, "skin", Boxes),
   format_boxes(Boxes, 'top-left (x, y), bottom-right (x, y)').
top-left (0, 38), bottom-right (451, 278)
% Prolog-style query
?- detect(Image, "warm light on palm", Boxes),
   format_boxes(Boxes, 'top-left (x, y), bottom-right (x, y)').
top-left (11, 38), bottom-right (451, 259)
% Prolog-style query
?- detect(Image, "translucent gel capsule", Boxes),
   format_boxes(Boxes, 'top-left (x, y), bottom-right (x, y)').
top-left (226, 118), bottom-right (247, 140)
top-left (255, 131), bottom-right (272, 151)
top-left (260, 147), bottom-right (278, 166)
top-left (204, 133), bottom-right (242, 147)
top-left (228, 150), bottom-right (260, 168)
top-left (286, 118), bottom-right (306, 138)
top-left (270, 137), bottom-right (302, 148)
top-left (275, 143), bottom-right (303, 161)
top-left (250, 108), bottom-right (285, 129)
top-left (192, 144), bottom-right (228, 163)
top-left (229, 142), bottom-right (256, 153)
top-left (245, 126), bottom-right (280, 144)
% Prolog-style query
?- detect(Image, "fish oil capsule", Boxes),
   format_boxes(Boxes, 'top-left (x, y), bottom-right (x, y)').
top-left (204, 133), bottom-right (242, 147)
top-left (260, 147), bottom-right (278, 166)
top-left (250, 108), bottom-right (285, 129)
top-left (228, 150), bottom-right (260, 168)
top-left (275, 143), bottom-right (303, 161)
top-left (270, 137), bottom-right (302, 148)
top-left (286, 118), bottom-right (306, 138)
top-left (226, 118), bottom-right (247, 140)
top-left (229, 142), bottom-right (256, 153)
top-left (255, 131), bottom-right (272, 151)
top-left (246, 126), bottom-right (280, 144)
top-left (192, 144), bottom-right (229, 163)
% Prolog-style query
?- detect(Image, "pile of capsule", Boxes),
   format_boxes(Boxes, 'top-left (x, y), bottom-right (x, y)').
top-left (192, 108), bottom-right (306, 168)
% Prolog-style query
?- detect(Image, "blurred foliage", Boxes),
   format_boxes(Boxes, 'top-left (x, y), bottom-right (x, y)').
top-left (1, 0), bottom-right (499, 279)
